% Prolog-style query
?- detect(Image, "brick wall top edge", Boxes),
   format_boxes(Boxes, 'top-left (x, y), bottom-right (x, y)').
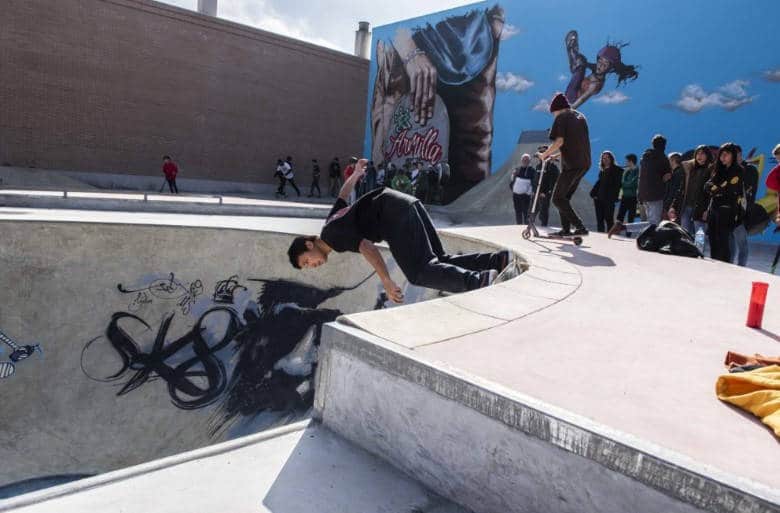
top-left (102, 0), bottom-right (370, 70)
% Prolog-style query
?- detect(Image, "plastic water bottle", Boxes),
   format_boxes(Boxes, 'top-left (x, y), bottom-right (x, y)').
top-left (694, 227), bottom-right (706, 255)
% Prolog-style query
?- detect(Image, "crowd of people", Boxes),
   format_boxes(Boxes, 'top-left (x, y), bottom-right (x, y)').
top-left (511, 134), bottom-right (780, 266)
top-left (274, 155), bottom-right (451, 205)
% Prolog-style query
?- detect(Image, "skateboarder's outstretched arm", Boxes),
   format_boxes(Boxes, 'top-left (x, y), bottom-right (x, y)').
top-left (538, 138), bottom-right (563, 162)
top-left (359, 239), bottom-right (404, 303)
top-left (338, 159), bottom-right (368, 201)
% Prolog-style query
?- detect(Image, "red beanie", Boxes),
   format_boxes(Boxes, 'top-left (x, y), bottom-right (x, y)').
top-left (549, 93), bottom-right (570, 112)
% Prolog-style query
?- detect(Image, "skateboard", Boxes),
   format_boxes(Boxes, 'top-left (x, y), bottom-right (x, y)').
top-left (521, 159), bottom-right (583, 246)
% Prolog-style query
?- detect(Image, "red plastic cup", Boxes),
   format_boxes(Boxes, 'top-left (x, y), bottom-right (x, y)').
top-left (746, 282), bottom-right (769, 329)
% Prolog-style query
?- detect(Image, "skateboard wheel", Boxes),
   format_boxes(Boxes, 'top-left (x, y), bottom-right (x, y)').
top-left (573, 237), bottom-right (583, 246)
top-left (521, 230), bottom-right (531, 240)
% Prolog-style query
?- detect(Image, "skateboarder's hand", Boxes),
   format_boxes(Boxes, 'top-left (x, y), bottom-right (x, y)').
top-left (668, 208), bottom-right (677, 222)
top-left (383, 279), bottom-right (404, 303)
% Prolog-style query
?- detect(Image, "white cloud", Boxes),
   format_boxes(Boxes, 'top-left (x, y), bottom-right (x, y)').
top-left (593, 90), bottom-right (630, 104)
top-left (558, 73), bottom-right (568, 82)
top-left (763, 68), bottom-right (780, 82)
top-left (496, 72), bottom-right (534, 94)
top-left (159, 0), bottom-right (478, 54)
top-left (500, 23), bottom-right (521, 40)
top-left (531, 98), bottom-right (549, 112)
top-left (671, 80), bottom-right (756, 113)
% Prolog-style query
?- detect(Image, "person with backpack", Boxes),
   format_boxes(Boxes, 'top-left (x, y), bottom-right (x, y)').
top-left (274, 159), bottom-right (288, 198)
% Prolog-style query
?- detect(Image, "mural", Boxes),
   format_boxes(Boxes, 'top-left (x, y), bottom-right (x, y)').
top-left (81, 272), bottom-right (374, 437)
top-left (364, 0), bottom-right (780, 241)
top-left (370, 5), bottom-right (505, 203)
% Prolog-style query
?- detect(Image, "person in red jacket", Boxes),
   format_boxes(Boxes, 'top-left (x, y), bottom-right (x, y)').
top-left (766, 144), bottom-right (780, 225)
top-left (162, 155), bottom-right (179, 194)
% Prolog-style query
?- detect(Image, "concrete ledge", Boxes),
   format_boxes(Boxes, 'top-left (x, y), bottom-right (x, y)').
top-left (315, 324), bottom-right (779, 513)
top-left (0, 192), bottom-right (330, 219)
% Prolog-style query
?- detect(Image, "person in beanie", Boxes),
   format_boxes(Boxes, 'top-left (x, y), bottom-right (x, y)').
top-left (537, 92), bottom-right (591, 236)
top-left (287, 159), bottom-right (513, 301)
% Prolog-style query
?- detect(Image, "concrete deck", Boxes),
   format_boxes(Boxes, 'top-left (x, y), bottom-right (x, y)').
top-left (0, 422), bottom-right (466, 513)
top-left (325, 225), bottom-right (780, 511)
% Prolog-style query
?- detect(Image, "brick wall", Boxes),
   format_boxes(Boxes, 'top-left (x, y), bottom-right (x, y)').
top-left (0, 0), bottom-right (369, 185)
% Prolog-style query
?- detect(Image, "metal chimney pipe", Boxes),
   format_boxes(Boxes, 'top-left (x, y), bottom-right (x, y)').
top-left (197, 0), bottom-right (218, 17)
top-left (354, 21), bottom-right (371, 59)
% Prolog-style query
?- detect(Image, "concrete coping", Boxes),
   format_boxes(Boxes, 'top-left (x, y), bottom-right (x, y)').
top-left (337, 229), bottom-right (582, 349)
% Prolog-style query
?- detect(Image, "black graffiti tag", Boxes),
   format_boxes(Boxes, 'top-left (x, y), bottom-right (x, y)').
top-left (101, 307), bottom-right (242, 409)
top-left (118, 273), bottom-right (203, 315)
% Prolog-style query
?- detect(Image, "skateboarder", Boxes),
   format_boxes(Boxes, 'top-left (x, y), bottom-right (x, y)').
top-left (537, 92), bottom-right (591, 237)
top-left (287, 159), bottom-right (512, 302)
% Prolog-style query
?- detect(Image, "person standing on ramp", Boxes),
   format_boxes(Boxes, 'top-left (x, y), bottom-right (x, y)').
top-left (537, 92), bottom-right (591, 236)
top-left (287, 159), bottom-right (512, 302)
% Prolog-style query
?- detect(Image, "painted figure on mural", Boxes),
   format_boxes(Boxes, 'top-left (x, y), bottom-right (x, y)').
top-left (371, 6), bottom-right (505, 204)
top-left (564, 30), bottom-right (639, 109)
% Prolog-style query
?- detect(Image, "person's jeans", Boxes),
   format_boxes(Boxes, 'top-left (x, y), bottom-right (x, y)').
top-left (616, 197), bottom-right (638, 224)
top-left (166, 178), bottom-right (178, 194)
top-left (680, 206), bottom-right (695, 235)
top-left (309, 178), bottom-right (321, 197)
top-left (387, 202), bottom-right (503, 293)
top-left (552, 168), bottom-right (588, 231)
top-left (513, 193), bottom-right (531, 225)
top-left (643, 200), bottom-right (663, 225)
top-left (730, 223), bottom-right (749, 267)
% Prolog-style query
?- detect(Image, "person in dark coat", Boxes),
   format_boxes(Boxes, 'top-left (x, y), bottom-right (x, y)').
top-left (664, 152), bottom-right (686, 223)
top-left (590, 151), bottom-right (623, 232)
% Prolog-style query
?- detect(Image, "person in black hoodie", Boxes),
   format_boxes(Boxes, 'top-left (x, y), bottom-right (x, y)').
top-left (684, 145), bottom-right (714, 237)
top-left (590, 151), bottom-right (623, 232)
top-left (638, 134), bottom-right (672, 225)
top-left (704, 143), bottom-right (744, 262)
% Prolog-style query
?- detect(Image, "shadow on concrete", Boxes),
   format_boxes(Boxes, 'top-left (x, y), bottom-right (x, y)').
top-left (756, 328), bottom-right (780, 342)
top-left (528, 239), bottom-right (616, 268)
top-left (262, 424), bottom-right (467, 513)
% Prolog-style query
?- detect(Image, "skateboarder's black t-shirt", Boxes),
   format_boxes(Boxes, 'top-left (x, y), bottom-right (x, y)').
top-left (549, 109), bottom-right (591, 172)
top-left (320, 187), bottom-right (416, 252)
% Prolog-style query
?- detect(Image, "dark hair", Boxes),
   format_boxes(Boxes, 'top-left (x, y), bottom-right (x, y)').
top-left (599, 151), bottom-right (616, 170)
top-left (718, 142), bottom-right (739, 162)
top-left (312, 159), bottom-right (318, 162)
top-left (733, 144), bottom-right (743, 154)
top-left (693, 145), bottom-right (713, 168)
top-left (652, 135), bottom-right (667, 150)
top-left (668, 152), bottom-right (682, 165)
top-left (163, 155), bottom-right (171, 160)
top-left (287, 236), bottom-right (317, 269)
top-left (286, 156), bottom-right (292, 161)
top-left (349, 156), bottom-right (358, 163)
top-left (625, 153), bottom-right (637, 164)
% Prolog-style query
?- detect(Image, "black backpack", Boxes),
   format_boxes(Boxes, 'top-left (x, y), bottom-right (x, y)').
top-left (636, 221), bottom-right (702, 258)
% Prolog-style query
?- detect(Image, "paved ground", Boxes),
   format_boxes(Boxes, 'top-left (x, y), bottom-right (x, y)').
top-left (1, 422), bottom-right (467, 513)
